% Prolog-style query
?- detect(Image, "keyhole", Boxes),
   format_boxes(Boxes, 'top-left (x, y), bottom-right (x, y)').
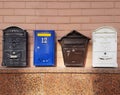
top-left (104, 52), bottom-right (107, 55)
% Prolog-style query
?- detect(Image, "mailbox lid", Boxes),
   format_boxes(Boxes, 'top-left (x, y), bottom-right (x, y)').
top-left (34, 30), bottom-right (55, 66)
top-left (59, 30), bottom-right (90, 46)
top-left (3, 26), bottom-right (27, 37)
top-left (93, 26), bottom-right (117, 51)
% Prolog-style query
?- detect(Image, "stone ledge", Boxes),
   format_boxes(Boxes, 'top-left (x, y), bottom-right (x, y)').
top-left (0, 67), bottom-right (120, 74)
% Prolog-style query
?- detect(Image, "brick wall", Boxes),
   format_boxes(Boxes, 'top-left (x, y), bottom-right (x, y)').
top-left (0, 0), bottom-right (120, 67)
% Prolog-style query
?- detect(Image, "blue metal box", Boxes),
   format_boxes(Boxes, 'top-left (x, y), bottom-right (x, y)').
top-left (34, 30), bottom-right (55, 66)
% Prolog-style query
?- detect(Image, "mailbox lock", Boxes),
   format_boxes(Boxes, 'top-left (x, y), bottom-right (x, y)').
top-left (12, 52), bottom-right (15, 54)
top-left (104, 52), bottom-right (107, 55)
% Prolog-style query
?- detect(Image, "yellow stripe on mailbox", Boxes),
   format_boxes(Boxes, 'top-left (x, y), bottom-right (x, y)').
top-left (37, 33), bottom-right (51, 37)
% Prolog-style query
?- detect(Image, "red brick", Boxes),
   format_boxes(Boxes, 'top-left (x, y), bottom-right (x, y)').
top-left (114, 16), bottom-right (120, 22)
top-left (91, 2), bottom-right (114, 8)
top-left (4, 16), bottom-right (26, 23)
top-left (55, 30), bottom-right (70, 38)
top-left (0, 16), bottom-right (3, 23)
top-left (26, 2), bottom-right (47, 8)
top-left (0, 9), bottom-right (14, 15)
top-left (0, 38), bottom-right (2, 44)
top-left (0, 30), bottom-right (3, 36)
top-left (0, 2), bottom-right (3, 8)
top-left (58, 24), bottom-right (82, 30)
top-left (26, 16), bottom-right (47, 23)
top-left (15, 9), bottom-right (35, 16)
top-left (70, 17), bottom-right (90, 23)
top-left (4, 0), bottom-right (26, 1)
top-left (15, 24), bottom-right (36, 30)
top-left (70, 2), bottom-right (91, 8)
top-left (36, 9), bottom-right (58, 16)
top-left (4, 2), bottom-right (25, 8)
top-left (81, 24), bottom-right (104, 31)
top-left (105, 9), bottom-right (120, 15)
top-left (0, 24), bottom-right (13, 30)
top-left (26, 0), bottom-right (57, 1)
top-left (47, 17), bottom-right (70, 23)
top-left (82, 9), bottom-right (105, 16)
top-left (115, 2), bottom-right (120, 8)
top-left (0, 44), bottom-right (2, 51)
top-left (58, 9), bottom-right (82, 16)
top-left (47, 2), bottom-right (70, 8)
top-left (91, 16), bottom-right (114, 23)
top-left (36, 24), bottom-right (58, 30)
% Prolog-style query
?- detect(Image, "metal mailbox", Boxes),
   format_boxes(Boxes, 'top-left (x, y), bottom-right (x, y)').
top-left (58, 30), bottom-right (90, 67)
top-left (2, 26), bottom-right (28, 67)
top-left (92, 26), bottom-right (118, 67)
top-left (34, 30), bottom-right (55, 66)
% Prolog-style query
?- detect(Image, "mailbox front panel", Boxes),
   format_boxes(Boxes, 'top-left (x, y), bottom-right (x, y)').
top-left (93, 52), bottom-right (117, 67)
top-left (2, 26), bottom-right (28, 67)
top-left (63, 48), bottom-right (85, 66)
top-left (92, 26), bottom-right (118, 67)
top-left (34, 30), bottom-right (55, 66)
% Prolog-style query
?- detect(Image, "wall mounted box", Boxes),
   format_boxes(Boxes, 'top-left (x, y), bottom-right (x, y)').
top-left (34, 30), bottom-right (55, 66)
top-left (92, 26), bottom-right (118, 67)
top-left (2, 26), bottom-right (28, 67)
top-left (58, 30), bottom-right (90, 67)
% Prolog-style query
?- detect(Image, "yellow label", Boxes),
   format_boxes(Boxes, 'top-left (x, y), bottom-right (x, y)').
top-left (37, 33), bottom-right (51, 37)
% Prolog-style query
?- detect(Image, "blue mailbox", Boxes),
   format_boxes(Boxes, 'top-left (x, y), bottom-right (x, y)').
top-left (34, 30), bottom-right (55, 66)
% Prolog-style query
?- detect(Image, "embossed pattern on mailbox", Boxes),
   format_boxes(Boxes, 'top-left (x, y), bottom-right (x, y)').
top-left (2, 26), bottom-right (28, 67)
top-left (92, 26), bottom-right (118, 67)
top-left (58, 30), bottom-right (90, 67)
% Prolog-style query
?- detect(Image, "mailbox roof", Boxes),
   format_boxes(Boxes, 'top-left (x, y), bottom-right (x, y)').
top-left (93, 26), bottom-right (117, 34)
top-left (3, 26), bottom-right (26, 33)
top-left (59, 30), bottom-right (90, 41)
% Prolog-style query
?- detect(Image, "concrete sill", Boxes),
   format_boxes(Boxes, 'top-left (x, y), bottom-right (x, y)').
top-left (0, 67), bottom-right (120, 74)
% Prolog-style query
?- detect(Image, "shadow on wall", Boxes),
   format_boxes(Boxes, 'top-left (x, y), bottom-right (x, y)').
top-left (91, 74), bottom-right (120, 95)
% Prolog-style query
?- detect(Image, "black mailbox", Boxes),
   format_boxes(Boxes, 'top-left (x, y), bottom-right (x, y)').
top-left (2, 26), bottom-right (28, 67)
top-left (58, 30), bottom-right (90, 67)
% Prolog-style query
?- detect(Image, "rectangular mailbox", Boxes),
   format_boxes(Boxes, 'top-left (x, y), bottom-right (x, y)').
top-left (34, 30), bottom-right (55, 66)
top-left (92, 26), bottom-right (118, 67)
top-left (2, 26), bottom-right (28, 67)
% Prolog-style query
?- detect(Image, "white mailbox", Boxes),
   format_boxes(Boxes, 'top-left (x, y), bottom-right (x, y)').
top-left (92, 26), bottom-right (118, 67)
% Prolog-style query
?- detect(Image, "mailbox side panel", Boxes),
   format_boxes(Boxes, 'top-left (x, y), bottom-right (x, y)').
top-left (34, 30), bottom-right (55, 66)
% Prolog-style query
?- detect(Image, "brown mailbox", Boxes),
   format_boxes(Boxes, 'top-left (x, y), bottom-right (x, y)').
top-left (58, 30), bottom-right (90, 67)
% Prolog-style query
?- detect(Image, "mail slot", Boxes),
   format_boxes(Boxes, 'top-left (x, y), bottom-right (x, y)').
top-left (2, 26), bottom-right (28, 67)
top-left (58, 30), bottom-right (90, 67)
top-left (34, 30), bottom-right (55, 66)
top-left (92, 26), bottom-right (118, 67)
